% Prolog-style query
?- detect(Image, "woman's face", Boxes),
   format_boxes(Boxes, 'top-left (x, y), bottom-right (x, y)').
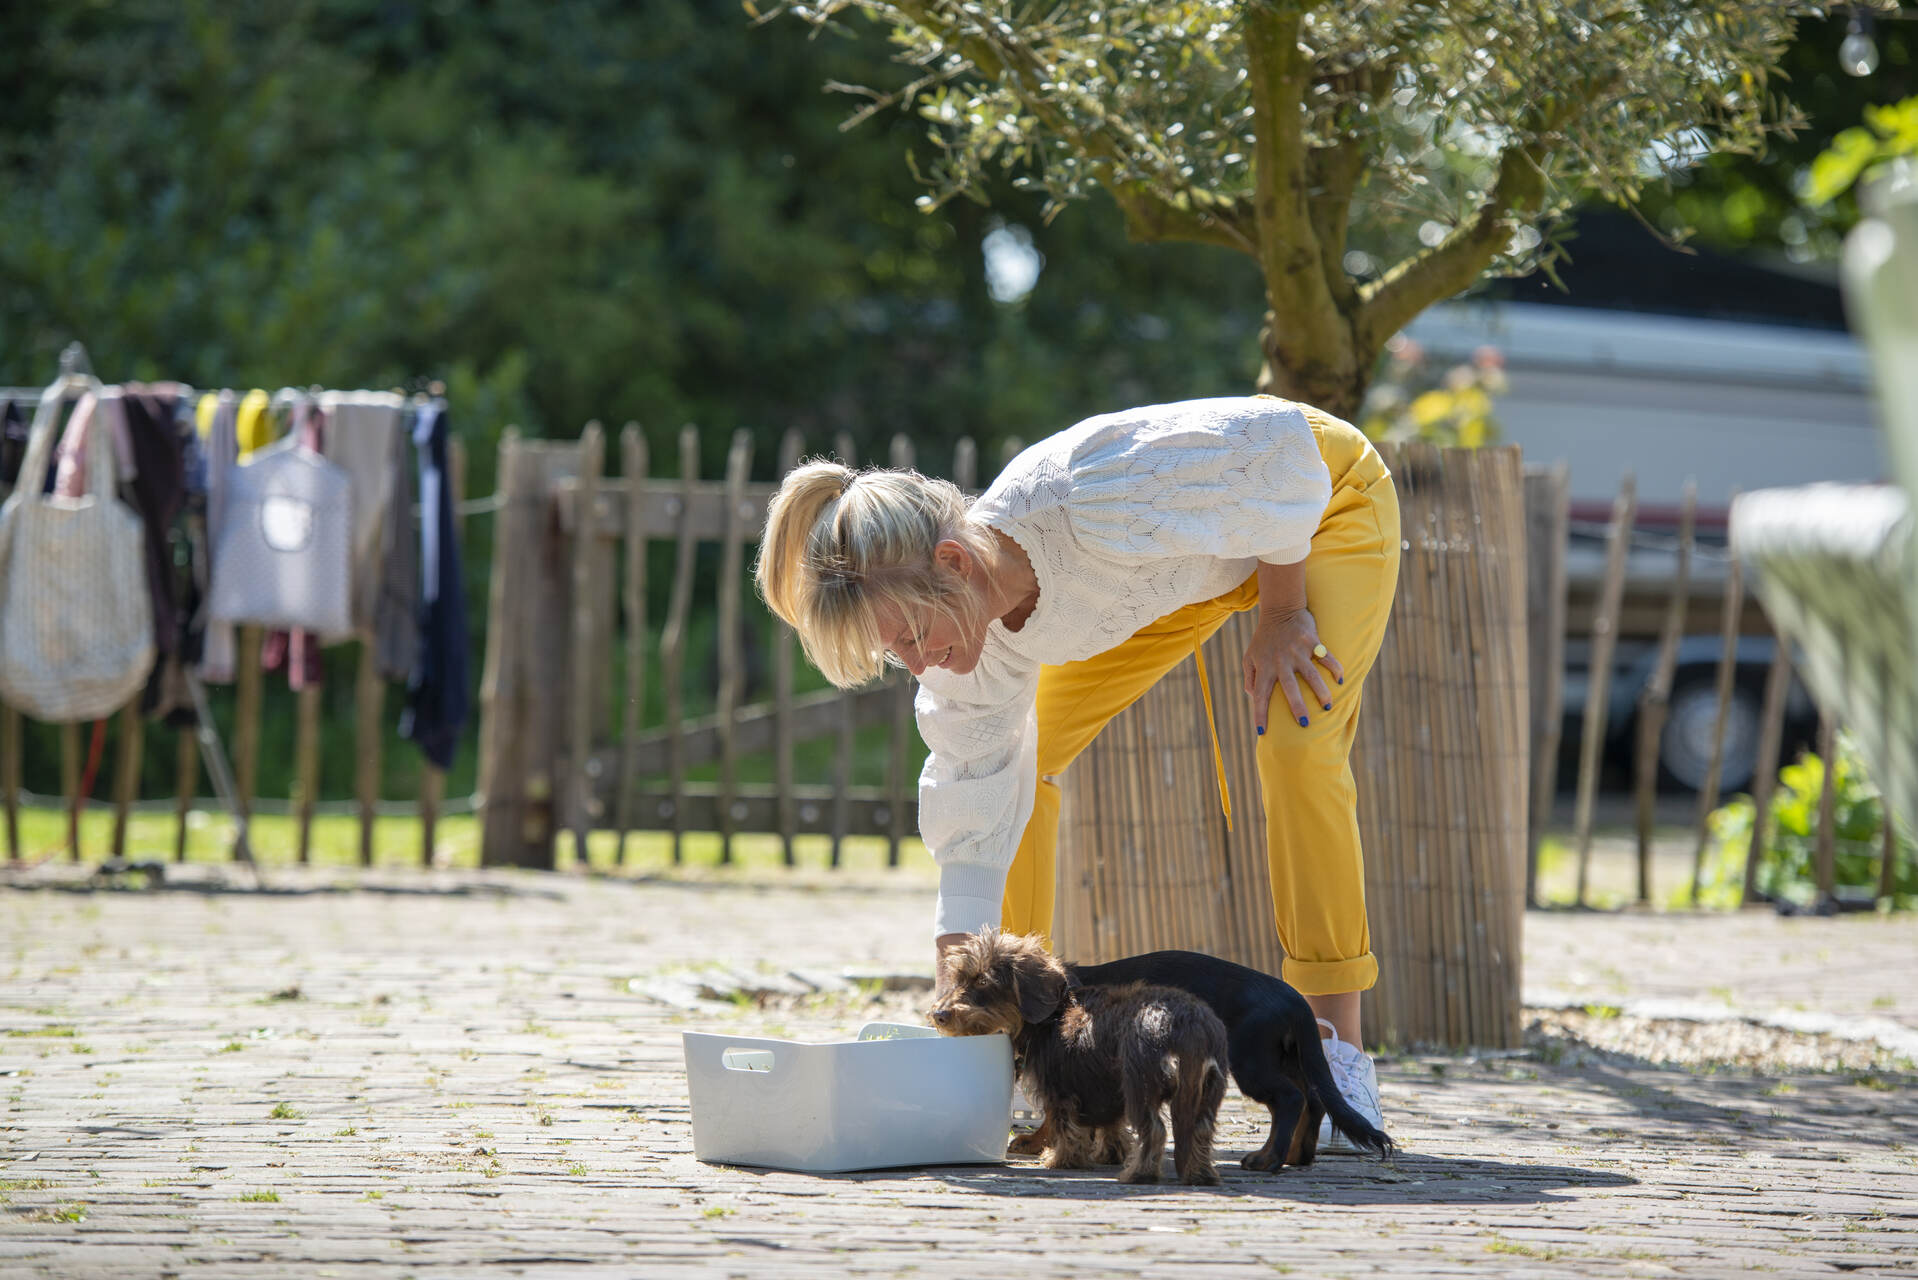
top-left (872, 540), bottom-right (991, 678)
top-left (874, 598), bottom-right (985, 677)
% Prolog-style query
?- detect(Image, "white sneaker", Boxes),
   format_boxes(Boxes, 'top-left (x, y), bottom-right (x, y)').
top-left (1315, 1018), bottom-right (1383, 1151)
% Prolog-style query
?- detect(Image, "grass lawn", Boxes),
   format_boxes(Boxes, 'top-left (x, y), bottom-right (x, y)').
top-left (7, 804), bottom-right (937, 881)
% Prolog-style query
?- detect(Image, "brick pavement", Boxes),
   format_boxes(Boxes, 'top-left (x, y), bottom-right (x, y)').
top-left (1, 867), bottom-right (1914, 1278)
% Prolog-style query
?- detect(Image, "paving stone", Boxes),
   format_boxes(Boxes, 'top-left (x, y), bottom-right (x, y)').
top-left (1, 867), bottom-right (1914, 1278)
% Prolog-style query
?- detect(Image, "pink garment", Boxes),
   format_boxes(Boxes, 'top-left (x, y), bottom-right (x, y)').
top-left (51, 390), bottom-right (136, 497)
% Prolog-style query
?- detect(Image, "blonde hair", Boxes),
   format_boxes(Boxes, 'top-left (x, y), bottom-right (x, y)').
top-left (755, 458), bottom-right (996, 688)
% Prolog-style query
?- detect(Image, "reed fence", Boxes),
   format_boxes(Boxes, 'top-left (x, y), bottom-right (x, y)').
top-left (1052, 443), bottom-right (1533, 1050)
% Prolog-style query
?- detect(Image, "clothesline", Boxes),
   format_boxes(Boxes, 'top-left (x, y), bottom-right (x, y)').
top-left (3, 381), bottom-right (498, 520)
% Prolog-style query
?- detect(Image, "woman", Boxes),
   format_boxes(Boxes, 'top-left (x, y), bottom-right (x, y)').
top-left (756, 395), bottom-right (1401, 1139)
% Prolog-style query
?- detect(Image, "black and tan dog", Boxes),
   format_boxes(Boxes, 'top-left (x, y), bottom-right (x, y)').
top-left (1015, 949), bottom-right (1395, 1170)
top-left (931, 930), bottom-right (1228, 1185)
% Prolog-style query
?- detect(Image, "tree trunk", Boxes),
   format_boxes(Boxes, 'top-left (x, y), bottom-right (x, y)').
top-left (1256, 308), bottom-right (1371, 422)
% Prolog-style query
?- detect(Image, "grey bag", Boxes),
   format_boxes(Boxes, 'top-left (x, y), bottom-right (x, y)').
top-left (0, 377), bottom-right (156, 722)
top-left (207, 436), bottom-right (354, 635)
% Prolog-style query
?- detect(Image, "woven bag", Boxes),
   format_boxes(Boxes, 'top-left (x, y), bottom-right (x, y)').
top-left (0, 380), bottom-right (156, 722)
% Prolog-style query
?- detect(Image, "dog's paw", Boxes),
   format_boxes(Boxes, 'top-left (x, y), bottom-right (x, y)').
top-left (1181, 1165), bottom-right (1222, 1187)
top-left (1240, 1146), bottom-right (1283, 1173)
top-left (1116, 1163), bottom-right (1162, 1185)
top-left (1007, 1130), bottom-right (1048, 1158)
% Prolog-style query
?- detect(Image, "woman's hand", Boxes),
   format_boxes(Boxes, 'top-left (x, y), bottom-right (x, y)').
top-left (934, 932), bottom-right (968, 997)
top-left (1243, 604), bottom-right (1343, 733)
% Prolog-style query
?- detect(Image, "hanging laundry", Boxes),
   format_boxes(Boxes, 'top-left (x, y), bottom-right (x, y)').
top-left (207, 401), bottom-right (353, 639)
top-left (234, 388), bottom-right (279, 458)
top-left (374, 401), bottom-right (422, 682)
top-left (51, 388), bottom-right (136, 498)
top-left (116, 384), bottom-right (193, 719)
top-left (317, 389), bottom-right (405, 642)
top-left (195, 391), bottom-right (242, 683)
top-left (400, 399), bottom-right (469, 770)
top-left (0, 378), bottom-right (155, 723)
top-left (1, 398), bottom-right (29, 495)
top-left (258, 400), bottom-right (330, 691)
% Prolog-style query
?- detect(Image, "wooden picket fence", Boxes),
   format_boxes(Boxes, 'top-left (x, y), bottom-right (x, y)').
top-left (8, 419), bottom-right (1903, 927)
top-left (475, 423), bottom-right (1017, 871)
top-left (1538, 469), bottom-right (1907, 909)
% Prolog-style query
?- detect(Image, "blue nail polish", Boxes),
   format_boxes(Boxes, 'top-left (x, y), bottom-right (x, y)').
top-left (1322, 702), bottom-right (1332, 711)
top-left (1298, 716), bottom-right (1309, 728)
top-left (1256, 726), bottom-right (1265, 736)
top-left (1336, 677), bottom-right (1344, 685)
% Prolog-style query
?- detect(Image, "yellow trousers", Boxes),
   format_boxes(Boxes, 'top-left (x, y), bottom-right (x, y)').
top-left (998, 408), bottom-right (1402, 996)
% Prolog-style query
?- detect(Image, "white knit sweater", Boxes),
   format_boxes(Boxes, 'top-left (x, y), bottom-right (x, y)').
top-left (916, 396), bottom-right (1335, 938)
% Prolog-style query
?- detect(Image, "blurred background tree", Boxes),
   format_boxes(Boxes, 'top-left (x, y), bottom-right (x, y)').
top-left (0, 0), bottom-right (1272, 481)
top-left (775, 0), bottom-right (1824, 418)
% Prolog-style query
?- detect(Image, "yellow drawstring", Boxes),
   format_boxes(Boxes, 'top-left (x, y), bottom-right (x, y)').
top-left (1192, 631), bottom-right (1232, 832)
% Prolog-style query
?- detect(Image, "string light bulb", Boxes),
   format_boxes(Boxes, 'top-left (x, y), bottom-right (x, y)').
top-left (1840, 10), bottom-right (1880, 77)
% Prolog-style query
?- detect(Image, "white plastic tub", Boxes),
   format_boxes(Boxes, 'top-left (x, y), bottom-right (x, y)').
top-left (682, 1021), bottom-right (1012, 1173)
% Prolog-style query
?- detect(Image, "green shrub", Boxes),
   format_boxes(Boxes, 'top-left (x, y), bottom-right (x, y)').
top-left (1697, 732), bottom-right (1916, 910)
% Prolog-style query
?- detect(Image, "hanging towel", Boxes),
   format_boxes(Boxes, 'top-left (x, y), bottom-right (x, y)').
top-left (318, 389), bottom-right (406, 639)
top-left (373, 403), bottom-right (421, 680)
top-left (196, 391), bottom-right (242, 682)
top-left (400, 400), bottom-right (469, 769)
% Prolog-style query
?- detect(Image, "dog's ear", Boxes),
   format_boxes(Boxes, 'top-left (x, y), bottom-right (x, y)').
top-left (1010, 942), bottom-right (1068, 1024)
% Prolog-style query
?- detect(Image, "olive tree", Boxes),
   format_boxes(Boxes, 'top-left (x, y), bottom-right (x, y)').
top-left (778, 0), bottom-right (1821, 418)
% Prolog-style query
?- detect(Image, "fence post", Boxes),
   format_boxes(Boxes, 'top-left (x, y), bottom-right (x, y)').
top-left (1634, 480), bottom-right (1696, 905)
top-left (616, 424), bottom-right (650, 867)
top-left (659, 426), bottom-right (700, 864)
top-left (1573, 473), bottom-right (1637, 906)
top-left (716, 429), bottom-right (755, 864)
top-left (477, 429), bottom-right (580, 869)
top-left (1740, 640), bottom-right (1794, 906)
top-left (1812, 711), bottom-right (1839, 905)
top-left (1523, 464), bottom-right (1568, 908)
top-left (1688, 538), bottom-right (1745, 904)
top-left (568, 422), bottom-right (606, 867)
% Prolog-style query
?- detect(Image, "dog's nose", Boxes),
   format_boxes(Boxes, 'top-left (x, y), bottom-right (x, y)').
top-left (931, 1007), bottom-right (951, 1025)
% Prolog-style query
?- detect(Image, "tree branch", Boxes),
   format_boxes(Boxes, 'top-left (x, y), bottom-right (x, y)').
top-left (1305, 139), bottom-right (1364, 310)
top-left (1355, 139), bottom-right (1549, 353)
top-left (1356, 77), bottom-right (1614, 353)
top-left (884, 0), bottom-right (1254, 253)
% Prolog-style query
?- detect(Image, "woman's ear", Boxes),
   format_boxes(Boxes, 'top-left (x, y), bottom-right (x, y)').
top-left (932, 538), bottom-right (974, 580)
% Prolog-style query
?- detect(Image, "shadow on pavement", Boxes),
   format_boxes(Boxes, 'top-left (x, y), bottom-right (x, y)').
top-left (772, 1152), bottom-right (1636, 1205)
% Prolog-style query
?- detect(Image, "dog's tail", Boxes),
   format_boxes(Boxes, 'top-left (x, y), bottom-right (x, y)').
top-left (1298, 1022), bottom-right (1395, 1159)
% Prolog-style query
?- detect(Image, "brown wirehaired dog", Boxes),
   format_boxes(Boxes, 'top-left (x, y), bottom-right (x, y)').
top-left (1014, 949), bottom-right (1396, 1169)
top-left (930, 930), bottom-right (1229, 1185)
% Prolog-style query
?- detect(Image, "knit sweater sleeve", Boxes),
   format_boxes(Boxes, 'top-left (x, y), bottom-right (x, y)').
top-left (913, 656), bottom-right (1041, 940)
top-left (1061, 397), bottom-right (1332, 566)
